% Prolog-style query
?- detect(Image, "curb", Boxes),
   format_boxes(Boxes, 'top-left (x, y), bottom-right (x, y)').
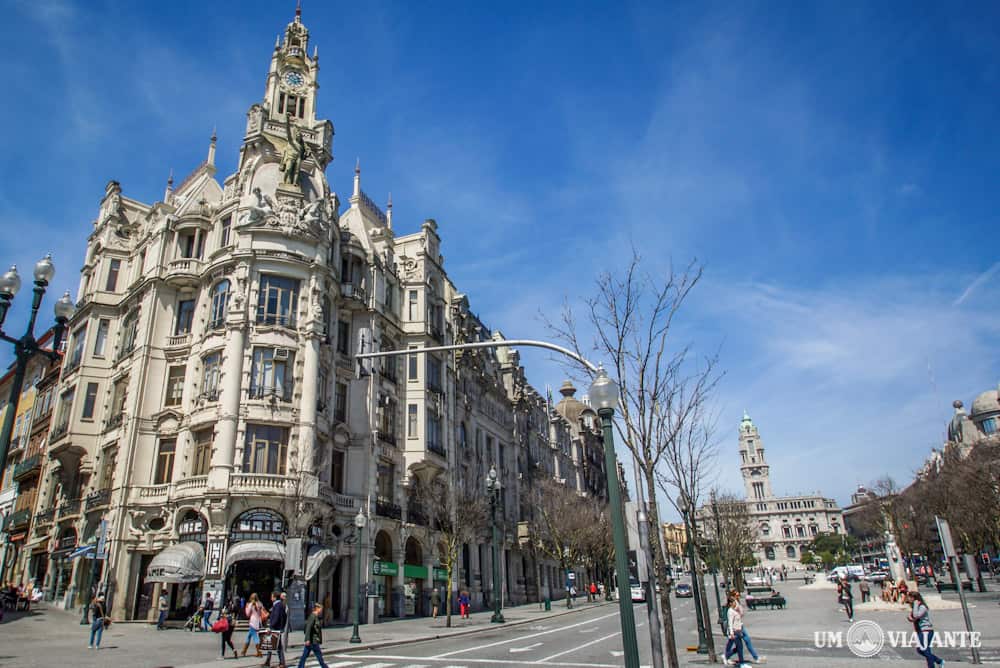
top-left (335, 601), bottom-right (615, 654)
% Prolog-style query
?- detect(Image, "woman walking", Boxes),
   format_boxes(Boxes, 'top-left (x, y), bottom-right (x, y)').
top-left (729, 590), bottom-right (765, 663)
top-left (243, 593), bottom-right (264, 657)
top-left (837, 576), bottom-right (854, 622)
top-left (217, 603), bottom-right (238, 659)
top-left (87, 595), bottom-right (108, 649)
top-left (725, 595), bottom-right (749, 667)
top-left (907, 591), bottom-right (945, 668)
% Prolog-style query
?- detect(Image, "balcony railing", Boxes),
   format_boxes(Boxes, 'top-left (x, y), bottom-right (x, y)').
top-left (319, 485), bottom-right (357, 511)
top-left (49, 422), bottom-right (69, 441)
top-left (376, 430), bottom-right (397, 446)
top-left (12, 453), bottom-right (41, 480)
top-left (7, 435), bottom-right (25, 453)
top-left (105, 412), bottom-right (124, 431)
top-left (198, 390), bottom-right (220, 403)
top-left (428, 441), bottom-right (447, 458)
top-left (58, 498), bottom-right (81, 518)
top-left (231, 473), bottom-right (296, 494)
top-left (406, 503), bottom-right (429, 526)
top-left (340, 283), bottom-right (367, 305)
top-left (249, 384), bottom-right (294, 401)
top-left (255, 312), bottom-right (297, 328)
top-left (35, 508), bottom-right (55, 526)
top-left (375, 497), bottom-right (402, 520)
top-left (2, 508), bottom-right (31, 531)
top-left (63, 356), bottom-right (82, 375)
top-left (174, 476), bottom-right (208, 495)
top-left (85, 489), bottom-right (111, 511)
top-left (165, 333), bottom-right (191, 348)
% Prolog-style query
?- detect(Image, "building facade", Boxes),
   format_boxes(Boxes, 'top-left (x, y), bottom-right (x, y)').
top-left (11, 8), bottom-right (605, 625)
top-left (661, 522), bottom-right (688, 572)
top-left (736, 412), bottom-right (844, 568)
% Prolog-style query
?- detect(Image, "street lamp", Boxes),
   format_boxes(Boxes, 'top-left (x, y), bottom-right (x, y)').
top-left (486, 466), bottom-right (505, 623)
top-left (0, 256), bottom-right (74, 477)
top-left (678, 492), bottom-right (710, 655)
top-left (589, 365), bottom-right (640, 668)
top-left (349, 507), bottom-right (367, 643)
top-left (709, 491), bottom-right (727, 636)
top-left (562, 546), bottom-right (573, 609)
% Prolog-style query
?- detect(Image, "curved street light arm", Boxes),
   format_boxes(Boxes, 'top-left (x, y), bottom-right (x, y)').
top-left (355, 339), bottom-right (599, 373)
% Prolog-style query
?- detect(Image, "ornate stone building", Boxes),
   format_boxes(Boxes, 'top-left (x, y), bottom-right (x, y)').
top-left (12, 8), bottom-right (603, 624)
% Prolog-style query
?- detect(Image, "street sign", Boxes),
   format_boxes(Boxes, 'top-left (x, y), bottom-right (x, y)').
top-left (935, 517), bottom-right (956, 558)
top-left (95, 520), bottom-right (109, 560)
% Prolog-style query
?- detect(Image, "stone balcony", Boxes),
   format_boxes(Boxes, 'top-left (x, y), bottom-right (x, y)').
top-left (12, 453), bottom-right (42, 480)
top-left (165, 258), bottom-right (204, 286)
top-left (230, 473), bottom-right (297, 495)
top-left (174, 475), bottom-right (208, 498)
top-left (318, 484), bottom-right (358, 511)
top-left (85, 489), bottom-right (111, 512)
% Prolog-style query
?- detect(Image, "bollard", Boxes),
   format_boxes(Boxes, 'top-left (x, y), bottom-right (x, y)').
top-left (544, 598), bottom-right (551, 611)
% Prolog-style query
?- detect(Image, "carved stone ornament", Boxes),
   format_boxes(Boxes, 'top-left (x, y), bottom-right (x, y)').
top-left (246, 104), bottom-right (264, 135)
top-left (399, 255), bottom-right (418, 280)
top-left (240, 187), bottom-right (330, 242)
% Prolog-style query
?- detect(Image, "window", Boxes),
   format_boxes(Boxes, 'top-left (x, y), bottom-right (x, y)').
top-left (378, 395), bottom-right (397, 443)
top-left (56, 389), bottom-right (75, 431)
top-left (93, 319), bottom-right (109, 357)
top-left (384, 281), bottom-right (395, 312)
top-left (250, 348), bottom-right (293, 400)
top-left (257, 274), bottom-right (300, 327)
top-left (278, 92), bottom-right (303, 118)
top-left (175, 299), bottom-right (195, 335)
top-left (408, 290), bottom-right (418, 321)
top-left (201, 352), bottom-right (221, 399)
top-left (98, 447), bottom-right (117, 490)
top-left (210, 281), bottom-right (230, 329)
top-left (334, 381), bottom-right (348, 422)
top-left (765, 546), bottom-right (775, 560)
top-left (984, 418), bottom-right (998, 435)
top-left (120, 311), bottom-right (139, 355)
top-left (761, 524), bottom-right (771, 536)
top-left (427, 411), bottom-right (444, 455)
top-left (786, 545), bottom-right (796, 559)
top-left (796, 525), bottom-right (805, 537)
top-left (407, 404), bottom-right (418, 438)
top-left (459, 423), bottom-right (468, 449)
top-left (110, 377), bottom-right (128, 418)
top-left (377, 462), bottom-right (395, 501)
top-left (179, 231), bottom-right (204, 259)
top-left (381, 338), bottom-right (398, 381)
top-left (317, 366), bottom-right (329, 409)
top-left (219, 215), bottom-right (232, 247)
top-left (68, 325), bottom-right (86, 367)
top-left (165, 366), bottom-right (185, 406)
top-left (782, 526), bottom-right (792, 538)
top-left (81, 382), bottom-right (99, 420)
top-left (810, 524), bottom-right (818, 536)
top-left (154, 439), bottom-right (176, 484)
top-left (336, 320), bottom-right (350, 355)
top-left (105, 259), bottom-right (121, 292)
top-left (242, 425), bottom-right (288, 474)
top-left (192, 428), bottom-right (212, 476)
top-left (408, 346), bottom-right (418, 381)
top-left (330, 450), bottom-right (345, 493)
top-left (427, 356), bottom-right (442, 392)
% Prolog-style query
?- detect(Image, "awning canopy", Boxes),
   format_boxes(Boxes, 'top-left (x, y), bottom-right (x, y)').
top-left (69, 544), bottom-right (95, 560)
top-left (304, 544), bottom-right (336, 581)
top-left (146, 541), bottom-right (205, 583)
top-left (224, 540), bottom-right (285, 572)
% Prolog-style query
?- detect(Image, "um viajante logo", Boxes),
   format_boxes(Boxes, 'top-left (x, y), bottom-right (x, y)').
top-left (814, 620), bottom-right (982, 658)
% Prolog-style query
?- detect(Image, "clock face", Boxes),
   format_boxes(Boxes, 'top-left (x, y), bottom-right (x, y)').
top-left (283, 70), bottom-right (305, 88)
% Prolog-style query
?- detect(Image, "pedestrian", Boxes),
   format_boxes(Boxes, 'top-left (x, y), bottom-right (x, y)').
top-left (202, 593), bottom-right (214, 630)
top-left (244, 592), bottom-right (265, 657)
top-left (725, 596), bottom-right (749, 667)
top-left (837, 577), bottom-right (854, 622)
top-left (459, 590), bottom-right (470, 619)
top-left (261, 591), bottom-right (287, 668)
top-left (859, 579), bottom-right (871, 603)
top-left (431, 588), bottom-right (441, 618)
top-left (216, 603), bottom-right (238, 660)
top-left (296, 601), bottom-right (330, 668)
top-left (156, 590), bottom-right (169, 629)
top-left (589, 582), bottom-right (597, 603)
top-left (280, 592), bottom-right (290, 654)
top-left (728, 590), bottom-right (765, 664)
top-left (907, 591), bottom-right (944, 668)
top-left (88, 595), bottom-right (108, 649)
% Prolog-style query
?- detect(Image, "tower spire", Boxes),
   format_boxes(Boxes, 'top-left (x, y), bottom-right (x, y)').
top-left (386, 192), bottom-right (393, 229)
top-left (164, 169), bottom-right (174, 202)
top-left (352, 158), bottom-right (361, 199)
top-left (295, 0), bottom-right (302, 22)
top-left (207, 127), bottom-right (217, 166)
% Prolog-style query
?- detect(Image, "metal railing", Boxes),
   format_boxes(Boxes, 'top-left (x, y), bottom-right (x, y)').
top-left (375, 497), bottom-right (402, 520)
top-left (248, 384), bottom-right (294, 401)
top-left (35, 508), bottom-right (55, 526)
top-left (58, 498), bottom-right (81, 517)
top-left (12, 453), bottom-right (41, 480)
top-left (85, 489), bottom-right (111, 511)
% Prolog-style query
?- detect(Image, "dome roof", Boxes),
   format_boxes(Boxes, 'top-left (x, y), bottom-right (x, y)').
top-left (970, 389), bottom-right (1000, 417)
top-left (740, 411), bottom-right (755, 432)
top-left (555, 379), bottom-right (595, 425)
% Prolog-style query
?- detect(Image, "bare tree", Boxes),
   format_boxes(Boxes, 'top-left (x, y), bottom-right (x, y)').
top-left (546, 251), bottom-right (721, 668)
top-left (705, 492), bottom-right (757, 592)
top-left (412, 474), bottom-right (488, 627)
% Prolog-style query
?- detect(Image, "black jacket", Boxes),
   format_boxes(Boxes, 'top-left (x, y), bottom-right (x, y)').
top-left (303, 612), bottom-right (322, 645)
top-left (268, 599), bottom-right (287, 630)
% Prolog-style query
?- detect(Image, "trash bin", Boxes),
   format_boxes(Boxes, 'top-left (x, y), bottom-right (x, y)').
top-left (544, 597), bottom-right (551, 611)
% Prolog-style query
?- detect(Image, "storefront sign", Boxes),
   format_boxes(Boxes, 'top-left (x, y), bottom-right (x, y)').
top-left (432, 567), bottom-right (449, 581)
top-left (205, 539), bottom-right (225, 578)
top-left (403, 564), bottom-right (428, 580)
top-left (372, 560), bottom-right (398, 576)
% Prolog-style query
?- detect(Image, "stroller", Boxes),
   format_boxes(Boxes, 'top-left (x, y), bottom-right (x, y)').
top-left (184, 606), bottom-right (204, 632)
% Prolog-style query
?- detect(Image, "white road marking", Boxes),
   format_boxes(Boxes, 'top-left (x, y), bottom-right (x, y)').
top-left (528, 625), bottom-right (550, 630)
top-left (610, 650), bottom-right (624, 657)
top-left (510, 642), bottom-right (544, 653)
top-left (324, 662), bottom-right (362, 667)
top-left (539, 630), bottom-right (622, 663)
top-left (333, 654), bottom-right (621, 667)
top-left (400, 665), bottom-right (431, 668)
top-left (361, 663), bottom-right (397, 668)
top-left (431, 611), bottom-right (621, 658)
top-left (579, 627), bottom-right (599, 633)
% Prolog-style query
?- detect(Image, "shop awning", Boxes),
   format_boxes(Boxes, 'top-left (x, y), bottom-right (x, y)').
top-left (304, 544), bottom-right (336, 581)
top-left (69, 544), bottom-right (95, 560)
top-left (146, 541), bottom-right (205, 583)
top-left (224, 540), bottom-right (285, 572)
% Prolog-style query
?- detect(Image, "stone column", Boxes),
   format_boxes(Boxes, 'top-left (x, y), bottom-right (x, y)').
top-left (209, 267), bottom-right (248, 490)
top-left (297, 335), bottom-right (320, 496)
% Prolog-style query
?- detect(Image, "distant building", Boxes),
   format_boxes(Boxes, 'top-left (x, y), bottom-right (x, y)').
top-left (661, 522), bottom-right (687, 572)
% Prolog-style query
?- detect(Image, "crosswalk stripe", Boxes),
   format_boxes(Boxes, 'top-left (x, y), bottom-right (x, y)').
top-left (322, 662), bottom-right (361, 667)
top-left (364, 663), bottom-right (400, 668)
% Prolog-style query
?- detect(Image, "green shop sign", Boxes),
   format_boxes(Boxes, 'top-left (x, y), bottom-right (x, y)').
top-left (403, 564), bottom-right (428, 580)
top-left (433, 567), bottom-right (449, 581)
top-left (372, 560), bottom-right (398, 576)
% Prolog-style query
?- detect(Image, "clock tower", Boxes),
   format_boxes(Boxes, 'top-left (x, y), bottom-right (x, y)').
top-left (739, 412), bottom-right (774, 501)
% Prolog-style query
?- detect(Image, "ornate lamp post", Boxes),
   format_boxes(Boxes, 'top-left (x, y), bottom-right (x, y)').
top-left (562, 546), bottom-right (573, 609)
top-left (589, 366), bottom-right (640, 668)
top-left (678, 492), bottom-right (709, 655)
top-left (709, 491), bottom-right (727, 635)
top-left (486, 466), bottom-right (505, 623)
top-left (0, 256), bottom-right (75, 477)
top-left (349, 507), bottom-right (367, 643)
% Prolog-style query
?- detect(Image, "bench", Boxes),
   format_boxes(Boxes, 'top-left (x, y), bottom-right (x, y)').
top-left (746, 596), bottom-right (786, 610)
top-left (936, 581), bottom-right (973, 593)
top-left (746, 586), bottom-right (773, 595)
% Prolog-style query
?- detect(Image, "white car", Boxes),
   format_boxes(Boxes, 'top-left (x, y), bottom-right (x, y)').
top-left (630, 581), bottom-right (645, 602)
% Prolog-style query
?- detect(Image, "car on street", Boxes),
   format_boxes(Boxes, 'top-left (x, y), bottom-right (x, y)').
top-left (675, 583), bottom-right (693, 598)
top-left (629, 578), bottom-right (645, 602)
top-left (863, 571), bottom-right (889, 583)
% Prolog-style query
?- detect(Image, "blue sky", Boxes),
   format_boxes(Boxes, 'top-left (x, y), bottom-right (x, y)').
top-left (1, 0), bottom-right (998, 511)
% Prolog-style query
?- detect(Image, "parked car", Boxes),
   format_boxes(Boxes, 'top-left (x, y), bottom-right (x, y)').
top-left (675, 583), bottom-right (693, 598)
top-left (745, 576), bottom-right (768, 587)
top-left (864, 571), bottom-right (889, 583)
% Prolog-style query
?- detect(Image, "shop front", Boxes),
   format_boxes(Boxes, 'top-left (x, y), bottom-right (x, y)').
top-left (371, 558), bottom-right (397, 618)
top-left (144, 541), bottom-right (207, 620)
top-left (225, 509), bottom-right (287, 607)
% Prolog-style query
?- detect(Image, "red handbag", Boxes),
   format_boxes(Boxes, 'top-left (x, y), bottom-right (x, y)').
top-left (211, 618), bottom-right (229, 633)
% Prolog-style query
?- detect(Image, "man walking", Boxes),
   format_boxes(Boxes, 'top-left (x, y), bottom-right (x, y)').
top-left (261, 591), bottom-right (286, 668)
top-left (156, 590), bottom-right (169, 630)
top-left (859, 579), bottom-right (871, 603)
top-left (202, 593), bottom-right (214, 631)
top-left (297, 602), bottom-right (329, 668)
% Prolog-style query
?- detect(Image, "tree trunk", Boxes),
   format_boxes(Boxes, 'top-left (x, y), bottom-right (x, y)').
top-left (446, 557), bottom-right (454, 628)
top-left (695, 566), bottom-right (716, 661)
top-left (645, 491), bottom-right (680, 668)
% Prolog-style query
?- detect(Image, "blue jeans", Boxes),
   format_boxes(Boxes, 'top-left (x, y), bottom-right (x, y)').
top-left (297, 642), bottom-right (329, 668)
top-left (741, 628), bottom-right (759, 660)
top-left (89, 618), bottom-right (104, 647)
top-left (726, 633), bottom-right (745, 663)
top-left (201, 609), bottom-right (213, 630)
top-left (156, 609), bottom-right (167, 629)
top-left (917, 630), bottom-right (943, 668)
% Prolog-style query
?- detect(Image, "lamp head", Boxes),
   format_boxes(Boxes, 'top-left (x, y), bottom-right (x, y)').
top-left (677, 492), bottom-right (690, 514)
top-left (54, 291), bottom-right (75, 321)
top-left (488, 466), bottom-right (497, 483)
top-left (588, 364), bottom-right (619, 412)
top-left (0, 265), bottom-right (21, 297)
top-left (33, 254), bottom-right (55, 284)
top-left (354, 508), bottom-right (366, 529)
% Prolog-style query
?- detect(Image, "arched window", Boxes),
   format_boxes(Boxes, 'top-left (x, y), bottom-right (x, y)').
top-left (765, 546), bottom-right (775, 560)
top-left (210, 280), bottom-right (230, 329)
top-left (178, 509), bottom-right (208, 544)
top-left (121, 310), bottom-right (139, 355)
top-left (786, 545), bottom-right (796, 559)
top-left (459, 423), bottom-right (468, 449)
top-left (760, 524), bottom-right (771, 536)
top-left (230, 509), bottom-right (286, 543)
